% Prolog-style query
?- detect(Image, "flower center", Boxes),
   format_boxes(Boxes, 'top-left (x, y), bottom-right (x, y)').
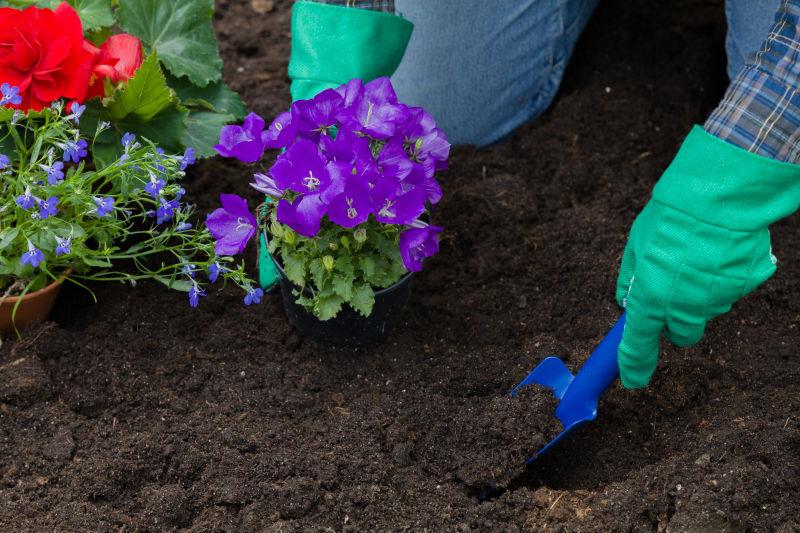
top-left (303, 171), bottom-right (320, 191)
top-left (236, 217), bottom-right (253, 230)
top-left (378, 199), bottom-right (395, 218)
top-left (346, 198), bottom-right (358, 219)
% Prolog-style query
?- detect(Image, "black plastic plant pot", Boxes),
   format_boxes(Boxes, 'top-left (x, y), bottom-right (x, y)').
top-left (271, 254), bottom-right (414, 346)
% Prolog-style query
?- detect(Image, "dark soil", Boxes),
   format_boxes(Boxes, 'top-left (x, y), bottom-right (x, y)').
top-left (1, 0), bottom-right (799, 531)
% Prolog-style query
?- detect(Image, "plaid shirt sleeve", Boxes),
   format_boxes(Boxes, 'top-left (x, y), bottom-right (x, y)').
top-left (298, 0), bottom-right (394, 13)
top-left (705, 0), bottom-right (800, 162)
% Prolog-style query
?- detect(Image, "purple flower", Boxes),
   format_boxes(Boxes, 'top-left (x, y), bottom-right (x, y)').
top-left (21, 241), bottom-right (44, 268)
top-left (62, 139), bottom-right (88, 163)
top-left (122, 132), bottom-right (136, 148)
top-left (0, 153), bottom-right (9, 170)
top-left (55, 236), bottom-right (71, 256)
top-left (214, 112), bottom-right (267, 163)
top-left (377, 139), bottom-right (414, 181)
top-left (325, 161), bottom-right (371, 228)
top-left (0, 83), bottom-right (22, 106)
top-left (145, 174), bottom-right (166, 198)
top-left (42, 161), bottom-right (65, 184)
top-left (336, 77), bottom-right (408, 139)
top-left (68, 101), bottom-right (86, 124)
top-left (188, 285), bottom-right (204, 308)
top-left (400, 106), bottom-right (450, 178)
top-left (276, 195), bottom-right (328, 238)
top-left (291, 89), bottom-right (342, 137)
top-left (15, 188), bottom-right (35, 210)
top-left (205, 194), bottom-right (257, 256)
top-left (208, 262), bottom-right (221, 283)
top-left (180, 147), bottom-right (195, 170)
top-left (370, 178), bottom-right (425, 225)
top-left (94, 196), bottom-right (115, 217)
top-left (399, 224), bottom-right (443, 272)
top-left (156, 197), bottom-right (179, 224)
top-left (37, 196), bottom-right (59, 219)
top-left (244, 287), bottom-right (263, 306)
top-left (262, 111), bottom-right (296, 150)
top-left (251, 172), bottom-right (283, 198)
top-left (320, 126), bottom-right (371, 164)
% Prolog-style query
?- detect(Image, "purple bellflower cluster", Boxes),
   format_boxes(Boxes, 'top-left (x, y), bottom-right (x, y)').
top-left (209, 77), bottom-right (449, 273)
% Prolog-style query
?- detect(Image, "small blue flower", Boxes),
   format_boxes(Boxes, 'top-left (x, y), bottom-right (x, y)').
top-left (145, 174), bottom-right (165, 198)
top-left (156, 197), bottom-right (179, 224)
top-left (0, 83), bottom-right (22, 106)
top-left (37, 196), bottom-right (59, 219)
top-left (176, 222), bottom-right (193, 232)
top-left (41, 161), bottom-right (65, 185)
top-left (244, 287), bottom-right (264, 306)
top-left (15, 188), bottom-right (35, 210)
top-left (121, 132), bottom-right (136, 148)
top-left (175, 187), bottom-right (186, 201)
top-left (180, 147), bottom-right (196, 170)
top-left (68, 101), bottom-right (86, 124)
top-left (208, 262), bottom-right (221, 283)
top-left (55, 236), bottom-right (71, 256)
top-left (0, 154), bottom-right (9, 170)
top-left (21, 241), bottom-right (44, 268)
top-left (94, 196), bottom-right (115, 217)
top-left (182, 263), bottom-right (197, 278)
top-left (62, 139), bottom-right (88, 163)
top-left (188, 285), bottom-right (204, 308)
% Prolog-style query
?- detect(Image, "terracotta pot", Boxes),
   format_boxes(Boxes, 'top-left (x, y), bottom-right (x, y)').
top-left (0, 274), bottom-right (67, 336)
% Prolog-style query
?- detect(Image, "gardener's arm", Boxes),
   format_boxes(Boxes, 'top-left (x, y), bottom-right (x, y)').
top-left (616, 0), bottom-right (800, 388)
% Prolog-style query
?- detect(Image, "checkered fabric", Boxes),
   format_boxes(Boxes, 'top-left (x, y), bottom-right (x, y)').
top-left (300, 0), bottom-right (394, 13)
top-left (705, 0), bottom-right (800, 162)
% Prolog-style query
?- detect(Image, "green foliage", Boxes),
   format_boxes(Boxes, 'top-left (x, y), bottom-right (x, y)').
top-left (268, 214), bottom-right (409, 321)
top-left (117, 0), bottom-right (223, 87)
top-left (0, 0), bottom-right (113, 30)
top-left (0, 103), bottom-right (255, 303)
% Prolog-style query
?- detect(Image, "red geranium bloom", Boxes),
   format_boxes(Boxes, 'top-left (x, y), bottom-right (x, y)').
top-left (85, 34), bottom-right (144, 100)
top-left (0, 2), bottom-right (93, 111)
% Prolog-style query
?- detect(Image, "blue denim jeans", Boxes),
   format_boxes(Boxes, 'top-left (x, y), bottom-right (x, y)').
top-left (391, 0), bottom-right (781, 146)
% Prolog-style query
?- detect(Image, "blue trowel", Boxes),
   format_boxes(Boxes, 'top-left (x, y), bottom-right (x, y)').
top-left (510, 313), bottom-right (626, 462)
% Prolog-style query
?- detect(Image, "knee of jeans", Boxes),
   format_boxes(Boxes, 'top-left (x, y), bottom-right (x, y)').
top-left (725, 0), bottom-right (782, 79)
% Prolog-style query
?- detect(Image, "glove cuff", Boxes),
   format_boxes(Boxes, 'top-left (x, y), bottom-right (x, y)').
top-left (653, 126), bottom-right (800, 231)
top-left (289, 2), bottom-right (413, 101)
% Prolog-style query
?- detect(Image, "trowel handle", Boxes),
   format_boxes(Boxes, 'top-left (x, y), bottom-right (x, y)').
top-left (563, 313), bottom-right (625, 402)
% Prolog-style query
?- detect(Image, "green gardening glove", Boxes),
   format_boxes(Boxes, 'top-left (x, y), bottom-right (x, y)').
top-left (258, 1), bottom-right (414, 289)
top-left (616, 126), bottom-right (800, 388)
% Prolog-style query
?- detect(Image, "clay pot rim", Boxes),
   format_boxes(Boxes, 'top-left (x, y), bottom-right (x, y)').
top-left (1, 269), bottom-right (71, 305)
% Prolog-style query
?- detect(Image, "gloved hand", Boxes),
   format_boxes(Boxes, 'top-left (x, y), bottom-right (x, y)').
top-left (616, 126), bottom-right (800, 389)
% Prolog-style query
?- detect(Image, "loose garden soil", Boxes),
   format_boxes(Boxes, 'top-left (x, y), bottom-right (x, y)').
top-left (2, 0), bottom-right (799, 531)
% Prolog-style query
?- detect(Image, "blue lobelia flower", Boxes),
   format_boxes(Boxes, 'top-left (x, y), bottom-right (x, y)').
top-left (37, 196), bottom-right (59, 219)
top-left (55, 236), bottom-right (72, 256)
top-left (15, 188), bottom-right (36, 210)
top-left (244, 287), bottom-right (263, 306)
top-left (62, 139), bottom-right (88, 163)
top-left (94, 196), bottom-right (115, 217)
top-left (188, 285), bottom-right (204, 307)
top-left (67, 101), bottom-right (86, 124)
top-left (0, 153), bottom-right (10, 170)
top-left (21, 241), bottom-right (45, 268)
top-left (0, 83), bottom-right (22, 106)
top-left (180, 147), bottom-right (195, 171)
top-left (42, 161), bottom-right (65, 185)
top-left (208, 262), bottom-right (221, 283)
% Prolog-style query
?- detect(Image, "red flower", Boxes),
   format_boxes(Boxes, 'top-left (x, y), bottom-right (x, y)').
top-left (0, 2), bottom-right (93, 111)
top-left (85, 34), bottom-right (144, 100)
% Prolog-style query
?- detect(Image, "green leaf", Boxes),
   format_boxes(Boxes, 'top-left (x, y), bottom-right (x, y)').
top-left (308, 258), bottom-right (327, 289)
top-left (359, 255), bottom-right (376, 278)
top-left (315, 294), bottom-right (344, 321)
top-left (281, 251), bottom-right (307, 286)
top-left (332, 274), bottom-right (353, 301)
top-left (33, 0), bottom-right (114, 30)
top-left (154, 275), bottom-right (193, 292)
top-left (106, 54), bottom-right (174, 122)
top-left (182, 110), bottom-right (234, 158)
top-left (350, 284), bottom-right (375, 318)
top-left (0, 227), bottom-right (20, 251)
top-left (167, 74), bottom-right (246, 119)
top-left (79, 256), bottom-right (113, 268)
top-left (117, 0), bottom-right (223, 87)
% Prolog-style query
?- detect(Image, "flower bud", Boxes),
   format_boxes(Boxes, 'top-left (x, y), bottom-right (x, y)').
top-left (283, 229), bottom-right (296, 245)
top-left (340, 235), bottom-right (350, 249)
top-left (323, 255), bottom-right (335, 271)
top-left (354, 228), bottom-right (367, 243)
top-left (328, 242), bottom-right (338, 251)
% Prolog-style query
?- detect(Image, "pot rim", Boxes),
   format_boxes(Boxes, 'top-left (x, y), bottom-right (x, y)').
top-left (263, 229), bottom-right (413, 297)
top-left (1, 269), bottom-right (71, 305)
